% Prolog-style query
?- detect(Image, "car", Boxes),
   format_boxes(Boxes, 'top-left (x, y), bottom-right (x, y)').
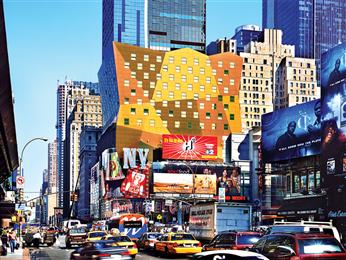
top-left (251, 233), bottom-right (346, 259)
top-left (136, 232), bottom-right (162, 250)
top-left (66, 227), bottom-right (88, 248)
top-left (87, 231), bottom-right (108, 242)
top-left (193, 250), bottom-right (269, 260)
top-left (70, 240), bottom-right (132, 260)
top-left (267, 220), bottom-right (341, 242)
top-left (154, 232), bottom-right (202, 255)
top-left (102, 234), bottom-right (138, 258)
top-left (203, 231), bottom-right (262, 251)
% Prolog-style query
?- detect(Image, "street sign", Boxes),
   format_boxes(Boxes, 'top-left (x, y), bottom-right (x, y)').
top-left (165, 199), bottom-right (173, 206)
top-left (16, 176), bottom-right (25, 189)
top-left (157, 214), bottom-right (162, 220)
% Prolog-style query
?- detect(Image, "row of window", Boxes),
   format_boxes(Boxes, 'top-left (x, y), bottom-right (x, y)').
top-left (123, 96), bottom-right (236, 105)
top-left (123, 118), bottom-right (230, 130)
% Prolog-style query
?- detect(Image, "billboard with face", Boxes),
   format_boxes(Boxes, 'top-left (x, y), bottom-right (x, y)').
top-left (261, 99), bottom-right (321, 163)
top-left (321, 42), bottom-right (346, 180)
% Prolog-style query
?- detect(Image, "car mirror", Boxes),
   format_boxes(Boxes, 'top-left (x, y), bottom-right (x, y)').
top-left (276, 246), bottom-right (296, 256)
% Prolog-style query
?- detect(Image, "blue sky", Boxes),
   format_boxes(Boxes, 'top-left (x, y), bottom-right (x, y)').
top-left (3, 0), bottom-right (261, 198)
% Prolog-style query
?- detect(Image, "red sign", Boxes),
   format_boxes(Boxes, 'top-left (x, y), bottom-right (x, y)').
top-left (120, 165), bottom-right (149, 198)
top-left (162, 135), bottom-right (218, 160)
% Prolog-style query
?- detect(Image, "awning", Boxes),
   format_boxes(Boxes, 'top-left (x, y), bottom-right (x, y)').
top-left (277, 196), bottom-right (326, 217)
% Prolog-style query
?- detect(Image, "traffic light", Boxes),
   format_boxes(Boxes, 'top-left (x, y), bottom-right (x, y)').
top-left (19, 189), bottom-right (24, 202)
top-left (70, 192), bottom-right (78, 202)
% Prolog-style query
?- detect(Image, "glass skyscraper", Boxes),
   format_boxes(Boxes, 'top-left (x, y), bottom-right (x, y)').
top-left (262, 0), bottom-right (346, 81)
top-left (99, 0), bottom-right (206, 129)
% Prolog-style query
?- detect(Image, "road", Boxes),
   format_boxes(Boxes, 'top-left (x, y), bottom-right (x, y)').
top-left (27, 236), bottom-right (189, 260)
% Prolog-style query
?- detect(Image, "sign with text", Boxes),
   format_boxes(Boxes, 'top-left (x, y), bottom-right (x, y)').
top-left (153, 173), bottom-right (193, 193)
top-left (162, 135), bottom-right (218, 160)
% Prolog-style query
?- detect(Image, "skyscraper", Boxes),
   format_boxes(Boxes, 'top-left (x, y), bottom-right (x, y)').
top-left (56, 80), bottom-right (98, 207)
top-left (99, 0), bottom-right (206, 130)
top-left (47, 140), bottom-right (57, 194)
top-left (262, 0), bottom-right (346, 80)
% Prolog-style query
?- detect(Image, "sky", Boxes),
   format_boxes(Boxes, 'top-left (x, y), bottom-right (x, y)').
top-left (3, 0), bottom-right (261, 199)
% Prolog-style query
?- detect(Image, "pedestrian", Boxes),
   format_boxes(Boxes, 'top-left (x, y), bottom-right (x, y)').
top-left (33, 230), bottom-right (41, 248)
top-left (1, 228), bottom-right (8, 256)
top-left (8, 229), bottom-right (17, 253)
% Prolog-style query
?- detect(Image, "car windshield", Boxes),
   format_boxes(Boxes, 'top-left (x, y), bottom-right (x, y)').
top-left (108, 236), bottom-right (131, 242)
top-left (70, 228), bottom-right (86, 234)
top-left (298, 238), bottom-right (343, 254)
top-left (90, 232), bottom-right (107, 238)
top-left (171, 234), bottom-right (195, 241)
top-left (148, 233), bottom-right (161, 239)
top-left (237, 234), bottom-right (261, 245)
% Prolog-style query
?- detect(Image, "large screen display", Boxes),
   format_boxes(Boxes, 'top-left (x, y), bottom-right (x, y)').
top-left (321, 42), bottom-right (346, 180)
top-left (153, 173), bottom-right (193, 193)
top-left (261, 99), bottom-right (321, 162)
top-left (162, 135), bottom-right (218, 160)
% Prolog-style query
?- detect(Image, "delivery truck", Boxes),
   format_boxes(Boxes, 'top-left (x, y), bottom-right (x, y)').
top-left (189, 202), bottom-right (252, 241)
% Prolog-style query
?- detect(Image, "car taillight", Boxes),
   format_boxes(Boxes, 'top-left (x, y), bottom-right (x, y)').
top-left (121, 251), bottom-right (131, 256)
top-left (231, 246), bottom-right (238, 250)
top-left (290, 257), bottom-right (299, 260)
top-left (198, 242), bottom-right (202, 247)
top-left (97, 253), bottom-right (111, 257)
top-left (133, 243), bottom-right (137, 248)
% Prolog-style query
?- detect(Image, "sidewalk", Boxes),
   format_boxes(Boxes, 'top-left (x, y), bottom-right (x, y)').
top-left (0, 245), bottom-right (30, 260)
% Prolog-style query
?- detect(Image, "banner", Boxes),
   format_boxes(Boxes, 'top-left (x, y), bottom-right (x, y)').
top-left (261, 99), bottom-right (321, 162)
top-left (120, 165), bottom-right (150, 199)
top-left (194, 174), bottom-right (217, 194)
top-left (153, 173), bottom-right (193, 193)
top-left (162, 135), bottom-right (218, 160)
top-left (102, 149), bottom-right (124, 181)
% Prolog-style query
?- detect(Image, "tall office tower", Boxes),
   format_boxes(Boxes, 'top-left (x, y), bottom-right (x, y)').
top-left (231, 25), bottom-right (262, 54)
top-left (99, 0), bottom-right (206, 130)
top-left (47, 140), bottom-right (57, 194)
top-left (56, 80), bottom-right (97, 207)
top-left (63, 95), bottom-right (102, 217)
top-left (262, 0), bottom-right (346, 79)
top-left (240, 29), bottom-right (318, 131)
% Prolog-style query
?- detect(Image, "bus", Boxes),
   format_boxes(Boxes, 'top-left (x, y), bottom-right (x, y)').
top-left (107, 213), bottom-right (148, 239)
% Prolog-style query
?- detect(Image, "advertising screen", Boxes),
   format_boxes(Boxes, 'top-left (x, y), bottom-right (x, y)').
top-left (153, 173), bottom-right (193, 193)
top-left (162, 135), bottom-right (218, 161)
top-left (261, 99), bottom-right (321, 163)
top-left (321, 42), bottom-right (346, 179)
top-left (194, 174), bottom-right (217, 194)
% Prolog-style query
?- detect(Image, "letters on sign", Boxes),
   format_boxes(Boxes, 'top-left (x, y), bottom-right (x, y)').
top-left (123, 148), bottom-right (149, 169)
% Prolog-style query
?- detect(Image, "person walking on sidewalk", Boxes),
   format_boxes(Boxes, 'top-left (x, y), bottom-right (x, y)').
top-left (8, 229), bottom-right (17, 253)
top-left (1, 228), bottom-right (8, 256)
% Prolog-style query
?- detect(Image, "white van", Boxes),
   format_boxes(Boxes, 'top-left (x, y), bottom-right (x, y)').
top-left (63, 219), bottom-right (81, 231)
top-left (268, 220), bottom-right (341, 242)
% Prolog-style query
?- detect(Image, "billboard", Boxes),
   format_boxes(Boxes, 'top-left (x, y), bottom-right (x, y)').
top-left (120, 166), bottom-right (149, 198)
top-left (321, 42), bottom-right (346, 179)
top-left (194, 174), bottom-right (217, 194)
top-left (261, 99), bottom-right (321, 162)
top-left (153, 173), bottom-right (193, 193)
top-left (162, 135), bottom-right (218, 161)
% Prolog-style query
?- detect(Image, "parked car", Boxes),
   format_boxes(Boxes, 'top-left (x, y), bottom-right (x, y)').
top-left (87, 231), bottom-right (108, 242)
top-left (267, 220), bottom-right (341, 242)
top-left (203, 231), bottom-right (262, 251)
top-left (154, 232), bottom-right (202, 255)
top-left (136, 232), bottom-right (161, 250)
top-left (66, 227), bottom-right (88, 248)
top-left (251, 233), bottom-right (346, 259)
top-left (193, 250), bottom-right (269, 260)
top-left (70, 241), bottom-right (131, 260)
top-left (102, 234), bottom-right (138, 258)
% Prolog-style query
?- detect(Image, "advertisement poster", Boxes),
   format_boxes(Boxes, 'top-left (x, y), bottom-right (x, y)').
top-left (194, 174), bottom-right (217, 194)
top-left (120, 165), bottom-right (149, 199)
top-left (102, 149), bottom-right (124, 181)
top-left (261, 99), bottom-right (321, 163)
top-left (321, 42), bottom-right (346, 180)
top-left (162, 135), bottom-right (218, 161)
top-left (153, 173), bottom-right (193, 193)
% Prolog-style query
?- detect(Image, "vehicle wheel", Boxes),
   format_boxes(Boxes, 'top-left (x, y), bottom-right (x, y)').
top-left (131, 255), bottom-right (136, 259)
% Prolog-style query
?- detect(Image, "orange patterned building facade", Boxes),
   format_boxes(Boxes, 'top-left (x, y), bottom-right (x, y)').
top-left (112, 42), bottom-right (243, 161)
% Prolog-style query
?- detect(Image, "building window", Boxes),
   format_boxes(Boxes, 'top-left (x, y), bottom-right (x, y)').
top-left (150, 100), bottom-right (155, 106)
top-left (206, 112), bottom-right (211, 119)
top-left (193, 112), bottom-right (199, 118)
top-left (218, 61), bottom-right (223, 67)
top-left (163, 65), bottom-right (168, 72)
top-left (224, 104), bottom-right (229, 110)
top-left (212, 123), bottom-right (216, 130)
top-left (181, 57), bottom-right (187, 64)
top-left (143, 108), bottom-right (149, 115)
top-left (206, 94), bottom-right (211, 101)
top-left (130, 108), bottom-right (136, 115)
top-left (176, 66), bottom-right (181, 73)
top-left (137, 63), bottom-right (143, 70)
top-left (124, 62), bottom-right (130, 69)
top-left (230, 114), bottom-right (234, 120)
top-left (156, 56), bottom-right (162, 62)
top-left (187, 101), bottom-right (192, 108)
top-left (144, 54), bottom-right (149, 62)
top-left (224, 69), bottom-right (229, 75)
top-left (136, 119), bottom-right (142, 126)
top-left (212, 86), bottom-right (217, 92)
top-left (150, 119), bottom-right (155, 127)
top-left (156, 110), bottom-right (161, 116)
top-left (124, 118), bottom-right (130, 125)
top-left (230, 62), bottom-right (235, 68)
top-left (206, 77), bottom-right (211, 84)
top-left (188, 84), bottom-right (193, 91)
top-left (131, 53), bottom-right (136, 61)
top-left (218, 78), bottom-right (223, 84)
top-left (200, 85), bottom-right (205, 92)
top-left (131, 71), bottom-right (136, 78)
top-left (224, 124), bottom-right (229, 130)
top-left (137, 99), bottom-right (142, 105)
top-left (194, 58), bottom-right (199, 65)
top-left (200, 103), bottom-right (205, 109)
top-left (150, 64), bottom-right (155, 71)
top-left (144, 72), bottom-right (149, 80)
top-left (169, 91), bottom-right (174, 99)
top-left (200, 68), bottom-right (205, 74)
top-left (156, 73), bottom-right (161, 80)
top-left (230, 79), bottom-right (235, 85)
top-left (175, 121), bottom-right (180, 128)
top-left (194, 76), bottom-right (199, 83)
top-left (131, 89), bottom-right (136, 96)
top-left (124, 98), bottom-right (129, 104)
top-left (230, 96), bottom-right (235, 102)
top-left (194, 93), bottom-right (199, 100)
top-left (218, 113), bottom-right (223, 120)
top-left (169, 110), bottom-right (174, 117)
top-left (218, 95), bottom-right (223, 101)
top-left (169, 74), bottom-right (174, 81)
top-left (162, 120), bottom-right (167, 127)
top-left (188, 67), bottom-right (193, 74)
top-left (156, 91), bottom-right (162, 98)
top-left (181, 92), bottom-right (187, 99)
top-left (181, 75), bottom-right (187, 82)
top-left (175, 83), bottom-right (180, 90)
top-left (162, 100), bottom-right (168, 107)
top-left (224, 87), bottom-right (229, 94)
top-left (188, 122), bottom-right (192, 129)
top-left (169, 56), bottom-right (174, 63)
top-left (206, 59), bottom-right (211, 66)
top-left (124, 80), bottom-right (130, 87)
top-left (200, 122), bottom-right (204, 129)
top-left (150, 81), bottom-right (155, 88)
top-left (181, 111), bottom-right (186, 118)
top-left (137, 81), bottom-right (143, 88)
top-left (212, 69), bottom-right (216, 75)
top-left (162, 82), bottom-right (168, 89)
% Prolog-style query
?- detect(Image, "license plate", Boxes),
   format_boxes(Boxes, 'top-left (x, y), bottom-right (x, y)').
top-left (184, 244), bottom-right (192, 247)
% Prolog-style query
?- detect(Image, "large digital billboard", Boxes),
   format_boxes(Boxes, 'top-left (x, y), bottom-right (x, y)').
top-left (162, 135), bottom-right (218, 161)
top-left (261, 99), bottom-right (321, 163)
top-left (321, 42), bottom-right (346, 179)
top-left (153, 173), bottom-right (194, 194)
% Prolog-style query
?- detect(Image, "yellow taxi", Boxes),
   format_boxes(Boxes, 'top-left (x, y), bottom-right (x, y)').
top-left (87, 230), bottom-right (108, 241)
top-left (154, 232), bottom-right (202, 255)
top-left (103, 234), bottom-right (138, 258)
